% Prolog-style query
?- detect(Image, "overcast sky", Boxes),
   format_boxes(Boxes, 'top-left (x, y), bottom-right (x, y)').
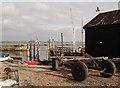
top-left (1, 1), bottom-right (119, 42)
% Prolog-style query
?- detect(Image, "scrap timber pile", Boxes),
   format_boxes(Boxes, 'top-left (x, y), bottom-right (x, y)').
top-left (1, 62), bottom-right (120, 87)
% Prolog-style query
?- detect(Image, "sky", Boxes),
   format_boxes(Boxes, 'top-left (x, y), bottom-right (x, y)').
top-left (1, 1), bottom-right (119, 42)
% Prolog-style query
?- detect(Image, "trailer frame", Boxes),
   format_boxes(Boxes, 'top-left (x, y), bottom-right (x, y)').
top-left (50, 50), bottom-right (116, 81)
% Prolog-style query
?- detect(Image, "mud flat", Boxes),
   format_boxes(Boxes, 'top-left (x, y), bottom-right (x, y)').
top-left (1, 62), bottom-right (120, 87)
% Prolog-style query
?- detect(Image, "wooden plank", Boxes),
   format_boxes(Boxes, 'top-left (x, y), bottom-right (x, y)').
top-left (50, 56), bottom-right (104, 61)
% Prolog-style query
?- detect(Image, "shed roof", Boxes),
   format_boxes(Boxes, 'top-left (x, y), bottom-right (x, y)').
top-left (84, 10), bottom-right (120, 28)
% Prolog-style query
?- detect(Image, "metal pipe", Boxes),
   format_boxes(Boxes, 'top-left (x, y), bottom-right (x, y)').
top-left (61, 33), bottom-right (64, 56)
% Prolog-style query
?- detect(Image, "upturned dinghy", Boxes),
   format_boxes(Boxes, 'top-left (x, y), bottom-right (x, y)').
top-left (24, 60), bottom-right (40, 65)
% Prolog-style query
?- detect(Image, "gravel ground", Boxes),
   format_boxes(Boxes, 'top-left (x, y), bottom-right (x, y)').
top-left (1, 62), bottom-right (120, 87)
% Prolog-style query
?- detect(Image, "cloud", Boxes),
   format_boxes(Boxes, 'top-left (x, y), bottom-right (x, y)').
top-left (2, 19), bottom-right (15, 30)
top-left (2, 2), bottom-right (118, 41)
top-left (56, 13), bottom-right (66, 18)
top-left (34, 3), bottom-right (49, 11)
top-left (0, 20), bottom-right (2, 41)
top-left (2, 3), bottom-right (19, 16)
top-left (22, 15), bottom-right (32, 20)
top-left (3, 19), bottom-right (13, 24)
top-left (119, 1), bottom-right (120, 9)
top-left (21, 15), bottom-right (34, 23)
top-left (3, 18), bottom-right (26, 31)
top-left (0, 3), bottom-right (2, 41)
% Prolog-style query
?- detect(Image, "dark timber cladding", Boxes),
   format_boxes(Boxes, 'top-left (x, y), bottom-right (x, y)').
top-left (83, 10), bottom-right (120, 58)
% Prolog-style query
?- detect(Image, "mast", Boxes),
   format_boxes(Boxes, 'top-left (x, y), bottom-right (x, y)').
top-left (61, 33), bottom-right (64, 56)
top-left (70, 8), bottom-right (76, 52)
top-left (81, 18), bottom-right (84, 48)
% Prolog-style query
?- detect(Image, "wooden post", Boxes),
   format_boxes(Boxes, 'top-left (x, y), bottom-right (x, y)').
top-left (52, 58), bottom-right (58, 70)
top-left (49, 37), bottom-right (52, 49)
top-left (37, 47), bottom-right (39, 61)
top-left (29, 43), bottom-right (32, 61)
top-left (48, 38), bottom-right (52, 61)
top-left (33, 43), bottom-right (36, 61)
top-left (52, 39), bottom-right (55, 49)
top-left (37, 41), bottom-right (40, 62)
top-left (27, 44), bottom-right (29, 61)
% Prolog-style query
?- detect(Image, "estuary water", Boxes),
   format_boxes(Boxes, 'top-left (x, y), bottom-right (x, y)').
top-left (1, 43), bottom-right (84, 61)
top-left (1, 46), bottom-right (48, 61)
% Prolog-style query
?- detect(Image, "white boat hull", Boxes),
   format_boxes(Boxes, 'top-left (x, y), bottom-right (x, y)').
top-left (0, 56), bottom-right (10, 62)
top-left (0, 79), bottom-right (17, 88)
top-left (0, 56), bottom-right (13, 62)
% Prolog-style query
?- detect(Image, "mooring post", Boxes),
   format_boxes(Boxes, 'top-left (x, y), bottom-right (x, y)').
top-left (27, 44), bottom-right (30, 61)
top-left (29, 43), bottom-right (32, 61)
top-left (48, 39), bottom-right (50, 61)
top-left (36, 42), bottom-right (40, 62)
top-left (52, 39), bottom-right (55, 49)
top-left (33, 43), bottom-right (36, 61)
top-left (52, 58), bottom-right (58, 70)
top-left (48, 37), bottom-right (52, 60)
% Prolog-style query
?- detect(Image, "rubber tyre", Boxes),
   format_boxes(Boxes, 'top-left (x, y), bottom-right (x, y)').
top-left (71, 61), bottom-right (88, 81)
top-left (99, 60), bottom-right (116, 78)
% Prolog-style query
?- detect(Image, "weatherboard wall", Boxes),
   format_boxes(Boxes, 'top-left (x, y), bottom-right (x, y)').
top-left (84, 23), bottom-right (120, 58)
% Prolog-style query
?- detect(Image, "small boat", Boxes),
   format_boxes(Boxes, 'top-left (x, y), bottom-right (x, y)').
top-left (0, 54), bottom-right (13, 62)
top-left (0, 79), bottom-right (17, 87)
top-left (24, 60), bottom-right (40, 65)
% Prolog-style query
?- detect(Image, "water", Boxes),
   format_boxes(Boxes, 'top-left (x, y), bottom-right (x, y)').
top-left (1, 46), bottom-right (48, 61)
top-left (1, 44), bottom-right (84, 61)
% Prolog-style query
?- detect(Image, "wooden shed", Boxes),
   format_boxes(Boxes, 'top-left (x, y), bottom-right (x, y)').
top-left (83, 10), bottom-right (120, 58)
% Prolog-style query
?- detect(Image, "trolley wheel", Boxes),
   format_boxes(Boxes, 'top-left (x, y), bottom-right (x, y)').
top-left (99, 60), bottom-right (116, 78)
top-left (71, 61), bottom-right (88, 81)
